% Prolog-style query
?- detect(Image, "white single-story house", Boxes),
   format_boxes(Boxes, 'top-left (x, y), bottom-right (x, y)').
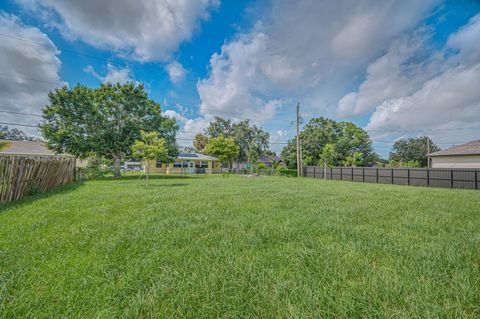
top-left (428, 139), bottom-right (480, 168)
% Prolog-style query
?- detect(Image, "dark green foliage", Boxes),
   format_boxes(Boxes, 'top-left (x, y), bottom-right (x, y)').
top-left (203, 117), bottom-right (270, 164)
top-left (41, 83), bottom-right (178, 177)
top-left (193, 133), bottom-right (208, 152)
top-left (77, 157), bottom-right (114, 180)
top-left (389, 136), bottom-right (439, 167)
top-left (281, 117), bottom-right (377, 168)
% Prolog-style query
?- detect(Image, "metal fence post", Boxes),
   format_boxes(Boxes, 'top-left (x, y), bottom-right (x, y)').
top-left (451, 170), bottom-right (454, 188)
top-left (376, 168), bottom-right (379, 183)
top-left (407, 169), bottom-right (410, 185)
top-left (340, 167), bottom-right (343, 180)
top-left (330, 167), bottom-right (333, 180)
top-left (427, 169), bottom-right (430, 187)
top-left (351, 167), bottom-right (354, 181)
top-left (475, 170), bottom-right (478, 190)
top-left (362, 168), bottom-right (365, 182)
top-left (313, 166), bottom-right (316, 178)
top-left (391, 168), bottom-right (394, 184)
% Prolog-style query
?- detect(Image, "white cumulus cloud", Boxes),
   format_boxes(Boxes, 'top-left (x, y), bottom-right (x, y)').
top-left (16, 0), bottom-right (219, 62)
top-left (166, 61), bottom-right (186, 84)
top-left (365, 14), bottom-right (480, 145)
top-left (197, 0), bottom-right (439, 124)
top-left (0, 13), bottom-right (62, 136)
top-left (84, 64), bottom-right (134, 84)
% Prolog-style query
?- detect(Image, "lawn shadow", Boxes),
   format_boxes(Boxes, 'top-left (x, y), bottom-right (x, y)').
top-left (104, 174), bottom-right (201, 182)
top-left (137, 183), bottom-right (189, 188)
top-left (0, 181), bottom-right (85, 213)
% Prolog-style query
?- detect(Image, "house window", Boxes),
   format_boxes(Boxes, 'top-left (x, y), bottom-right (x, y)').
top-left (173, 161), bottom-right (188, 168)
top-left (156, 161), bottom-right (162, 168)
top-left (201, 161), bottom-right (208, 168)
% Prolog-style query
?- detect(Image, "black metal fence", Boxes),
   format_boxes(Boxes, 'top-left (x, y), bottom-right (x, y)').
top-left (304, 166), bottom-right (479, 190)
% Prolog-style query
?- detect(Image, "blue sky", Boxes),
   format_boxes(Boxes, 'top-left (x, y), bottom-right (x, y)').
top-left (1, 0), bottom-right (479, 157)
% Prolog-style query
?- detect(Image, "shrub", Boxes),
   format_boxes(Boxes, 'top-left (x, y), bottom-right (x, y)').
top-left (78, 157), bottom-right (115, 180)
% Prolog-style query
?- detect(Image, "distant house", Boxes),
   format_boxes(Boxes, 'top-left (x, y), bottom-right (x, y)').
top-left (149, 152), bottom-right (220, 174)
top-left (428, 140), bottom-right (480, 168)
top-left (0, 140), bottom-right (61, 156)
top-left (258, 154), bottom-right (282, 167)
top-left (124, 161), bottom-right (143, 172)
top-left (0, 140), bottom-right (86, 167)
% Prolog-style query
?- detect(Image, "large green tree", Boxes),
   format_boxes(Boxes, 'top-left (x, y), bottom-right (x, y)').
top-left (281, 117), bottom-right (377, 168)
top-left (203, 117), bottom-right (270, 166)
top-left (41, 82), bottom-right (178, 177)
top-left (389, 136), bottom-right (439, 167)
top-left (204, 135), bottom-right (239, 167)
top-left (205, 117), bottom-right (234, 138)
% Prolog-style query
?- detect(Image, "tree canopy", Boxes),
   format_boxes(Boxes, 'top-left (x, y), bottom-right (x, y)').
top-left (281, 117), bottom-right (377, 168)
top-left (131, 130), bottom-right (167, 183)
top-left (204, 135), bottom-right (239, 166)
top-left (41, 82), bottom-right (178, 177)
top-left (193, 133), bottom-right (208, 153)
top-left (201, 117), bottom-right (270, 164)
top-left (389, 136), bottom-right (439, 167)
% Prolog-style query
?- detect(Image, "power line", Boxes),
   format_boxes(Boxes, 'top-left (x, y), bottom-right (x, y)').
top-left (0, 110), bottom-right (43, 117)
top-left (0, 72), bottom-right (63, 86)
top-left (0, 32), bottom-right (143, 73)
top-left (0, 121), bottom-right (40, 128)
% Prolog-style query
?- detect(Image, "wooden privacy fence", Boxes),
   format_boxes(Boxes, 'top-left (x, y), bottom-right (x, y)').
top-left (304, 166), bottom-right (480, 190)
top-left (0, 155), bottom-right (75, 204)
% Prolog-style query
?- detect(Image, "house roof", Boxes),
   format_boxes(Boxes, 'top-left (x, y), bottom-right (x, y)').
top-left (258, 154), bottom-right (281, 163)
top-left (428, 139), bottom-right (480, 157)
top-left (177, 152), bottom-right (218, 161)
top-left (0, 140), bottom-right (68, 156)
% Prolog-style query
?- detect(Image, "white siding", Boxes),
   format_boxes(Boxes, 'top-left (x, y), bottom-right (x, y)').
top-left (431, 155), bottom-right (480, 168)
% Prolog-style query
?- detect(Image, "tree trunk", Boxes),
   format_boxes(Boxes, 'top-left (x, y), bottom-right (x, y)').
top-left (146, 163), bottom-right (150, 185)
top-left (114, 155), bottom-right (122, 178)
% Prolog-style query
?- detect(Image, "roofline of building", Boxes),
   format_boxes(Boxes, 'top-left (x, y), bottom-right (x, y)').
top-left (428, 152), bottom-right (480, 157)
top-left (0, 153), bottom-right (74, 157)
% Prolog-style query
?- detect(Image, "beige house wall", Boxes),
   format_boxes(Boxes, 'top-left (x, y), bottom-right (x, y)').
top-left (431, 155), bottom-right (480, 168)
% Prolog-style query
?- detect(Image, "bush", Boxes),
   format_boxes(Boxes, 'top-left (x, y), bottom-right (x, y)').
top-left (77, 157), bottom-right (114, 180)
top-left (257, 162), bottom-right (266, 169)
top-left (277, 168), bottom-right (297, 177)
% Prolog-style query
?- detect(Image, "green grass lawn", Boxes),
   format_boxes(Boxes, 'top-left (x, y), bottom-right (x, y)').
top-left (1, 175), bottom-right (480, 318)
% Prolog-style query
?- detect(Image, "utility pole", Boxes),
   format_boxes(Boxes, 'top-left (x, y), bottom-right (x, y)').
top-left (296, 102), bottom-right (302, 177)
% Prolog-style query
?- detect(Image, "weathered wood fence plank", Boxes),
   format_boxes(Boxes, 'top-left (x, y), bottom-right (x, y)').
top-left (0, 155), bottom-right (75, 204)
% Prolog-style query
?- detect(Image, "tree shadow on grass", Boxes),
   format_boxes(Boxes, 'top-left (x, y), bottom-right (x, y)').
top-left (102, 174), bottom-right (202, 182)
top-left (0, 181), bottom-right (85, 214)
top-left (136, 183), bottom-right (189, 188)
